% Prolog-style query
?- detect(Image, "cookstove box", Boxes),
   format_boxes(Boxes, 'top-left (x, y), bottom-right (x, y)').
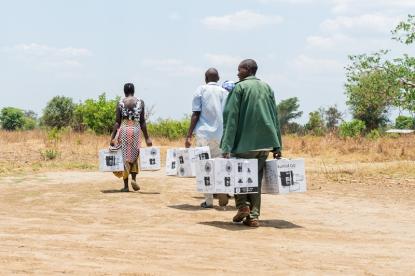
top-left (99, 149), bottom-right (124, 172)
top-left (196, 158), bottom-right (235, 194)
top-left (140, 147), bottom-right (161, 171)
top-left (233, 159), bottom-right (259, 194)
top-left (263, 159), bottom-right (306, 194)
top-left (176, 146), bottom-right (211, 178)
top-left (165, 148), bottom-right (178, 176)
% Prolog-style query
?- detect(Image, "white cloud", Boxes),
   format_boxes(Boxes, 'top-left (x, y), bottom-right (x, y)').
top-left (202, 10), bottom-right (283, 31)
top-left (141, 58), bottom-right (202, 77)
top-left (1, 43), bottom-right (91, 69)
top-left (329, 0), bottom-right (415, 14)
top-left (306, 34), bottom-right (354, 49)
top-left (321, 14), bottom-right (402, 33)
top-left (204, 53), bottom-right (242, 67)
top-left (293, 54), bottom-right (344, 74)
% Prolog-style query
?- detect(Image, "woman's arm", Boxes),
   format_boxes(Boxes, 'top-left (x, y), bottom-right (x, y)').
top-left (139, 100), bottom-right (153, 146)
top-left (110, 104), bottom-right (121, 145)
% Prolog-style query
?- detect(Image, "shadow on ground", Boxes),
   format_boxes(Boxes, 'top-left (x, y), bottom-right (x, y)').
top-left (101, 189), bottom-right (160, 195)
top-left (198, 220), bottom-right (303, 231)
top-left (168, 204), bottom-right (237, 212)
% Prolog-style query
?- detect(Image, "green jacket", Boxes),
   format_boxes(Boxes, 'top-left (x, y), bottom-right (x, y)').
top-left (220, 76), bottom-right (282, 153)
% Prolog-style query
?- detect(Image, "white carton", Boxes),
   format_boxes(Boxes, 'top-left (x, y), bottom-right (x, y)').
top-left (165, 148), bottom-right (178, 176)
top-left (176, 146), bottom-right (211, 178)
top-left (195, 159), bottom-right (215, 193)
top-left (195, 158), bottom-right (235, 194)
top-left (233, 159), bottom-right (259, 194)
top-left (263, 159), bottom-right (306, 194)
top-left (140, 147), bottom-right (161, 171)
top-left (214, 158), bottom-right (235, 194)
top-left (99, 149), bottom-right (124, 172)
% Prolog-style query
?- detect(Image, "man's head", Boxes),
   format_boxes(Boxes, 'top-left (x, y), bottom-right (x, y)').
top-left (205, 68), bottom-right (219, 83)
top-left (124, 83), bottom-right (135, 96)
top-left (237, 59), bottom-right (258, 81)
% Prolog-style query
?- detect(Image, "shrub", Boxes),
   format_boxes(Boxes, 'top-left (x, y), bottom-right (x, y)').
top-left (339, 119), bottom-right (366, 138)
top-left (42, 96), bottom-right (75, 129)
top-left (0, 107), bottom-right (25, 130)
top-left (395, 115), bottom-right (414, 129)
top-left (366, 129), bottom-right (381, 140)
top-left (75, 93), bottom-right (119, 134)
top-left (305, 111), bottom-right (326, 136)
top-left (147, 117), bottom-right (190, 140)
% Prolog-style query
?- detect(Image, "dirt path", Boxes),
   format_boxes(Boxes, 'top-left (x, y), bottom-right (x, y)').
top-left (0, 170), bottom-right (414, 275)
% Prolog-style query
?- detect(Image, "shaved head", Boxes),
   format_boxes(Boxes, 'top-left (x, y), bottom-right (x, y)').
top-left (205, 68), bottom-right (219, 83)
top-left (239, 59), bottom-right (258, 75)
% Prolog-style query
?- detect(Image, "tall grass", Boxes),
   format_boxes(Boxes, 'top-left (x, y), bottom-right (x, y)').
top-left (0, 129), bottom-right (414, 176)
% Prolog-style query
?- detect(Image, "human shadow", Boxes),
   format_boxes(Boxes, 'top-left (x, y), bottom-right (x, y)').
top-left (100, 190), bottom-right (160, 194)
top-left (101, 189), bottom-right (129, 194)
top-left (168, 204), bottom-right (207, 211)
top-left (198, 219), bottom-right (302, 231)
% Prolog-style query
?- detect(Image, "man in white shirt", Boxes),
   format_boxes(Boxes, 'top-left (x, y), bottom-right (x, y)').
top-left (185, 68), bottom-right (229, 208)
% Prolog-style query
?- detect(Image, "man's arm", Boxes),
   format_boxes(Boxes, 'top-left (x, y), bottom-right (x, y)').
top-left (221, 86), bottom-right (241, 156)
top-left (139, 100), bottom-right (153, 146)
top-left (185, 111), bottom-right (201, 148)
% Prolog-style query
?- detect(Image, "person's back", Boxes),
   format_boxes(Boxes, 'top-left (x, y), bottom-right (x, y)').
top-left (193, 82), bottom-right (228, 142)
top-left (185, 68), bottom-right (229, 208)
top-left (222, 76), bottom-right (281, 153)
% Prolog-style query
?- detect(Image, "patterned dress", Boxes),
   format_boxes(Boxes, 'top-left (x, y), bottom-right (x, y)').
top-left (118, 97), bottom-right (142, 169)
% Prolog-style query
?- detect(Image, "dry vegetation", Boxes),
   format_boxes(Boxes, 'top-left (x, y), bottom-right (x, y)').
top-left (1, 129), bottom-right (415, 200)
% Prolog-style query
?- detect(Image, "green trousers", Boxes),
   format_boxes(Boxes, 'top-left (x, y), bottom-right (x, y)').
top-left (233, 151), bottom-right (269, 219)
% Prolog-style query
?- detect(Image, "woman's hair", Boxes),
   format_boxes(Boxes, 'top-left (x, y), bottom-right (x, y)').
top-left (124, 83), bottom-right (135, 95)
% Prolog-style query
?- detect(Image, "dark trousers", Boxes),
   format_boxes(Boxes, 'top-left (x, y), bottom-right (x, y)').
top-left (233, 151), bottom-right (269, 219)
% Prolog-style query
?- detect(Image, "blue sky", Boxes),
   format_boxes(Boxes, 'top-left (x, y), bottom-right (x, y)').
top-left (1, 0), bottom-right (414, 122)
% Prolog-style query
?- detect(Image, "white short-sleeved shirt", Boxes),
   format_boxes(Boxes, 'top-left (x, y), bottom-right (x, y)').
top-left (192, 82), bottom-right (229, 141)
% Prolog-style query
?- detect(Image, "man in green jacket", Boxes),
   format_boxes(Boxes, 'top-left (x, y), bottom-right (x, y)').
top-left (221, 59), bottom-right (282, 227)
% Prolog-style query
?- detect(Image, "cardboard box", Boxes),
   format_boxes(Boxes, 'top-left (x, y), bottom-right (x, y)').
top-left (176, 146), bottom-right (211, 178)
top-left (263, 159), bottom-right (306, 194)
top-left (195, 158), bottom-right (258, 194)
top-left (140, 147), bottom-right (161, 171)
top-left (195, 159), bottom-right (215, 193)
top-left (99, 149), bottom-right (124, 172)
top-left (165, 148), bottom-right (178, 176)
top-left (233, 159), bottom-right (259, 194)
top-left (195, 158), bottom-right (235, 194)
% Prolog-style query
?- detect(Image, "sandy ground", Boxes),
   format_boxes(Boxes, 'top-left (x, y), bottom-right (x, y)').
top-left (0, 168), bottom-right (414, 275)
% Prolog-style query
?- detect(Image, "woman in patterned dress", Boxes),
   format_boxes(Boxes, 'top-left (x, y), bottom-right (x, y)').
top-left (110, 83), bottom-right (152, 192)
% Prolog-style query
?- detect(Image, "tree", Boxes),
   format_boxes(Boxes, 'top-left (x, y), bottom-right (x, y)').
top-left (75, 93), bottom-right (119, 134)
top-left (324, 105), bottom-right (343, 130)
top-left (345, 53), bottom-right (399, 130)
top-left (392, 14), bottom-right (415, 45)
top-left (277, 97), bottom-right (303, 134)
top-left (0, 107), bottom-right (25, 130)
top-left (42, 96), bottom-right (75, 129)
top-left (395, 115), bottom-right (414, 129)
top-left (305, 111), bottom-right (325, 136)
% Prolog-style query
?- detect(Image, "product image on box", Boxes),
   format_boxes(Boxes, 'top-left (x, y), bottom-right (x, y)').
top-left (263, 159), bottom-right (306, 194)
top-left (195, 159), bottom-right (215, 193)
top-left (99, 149), bottom-right (124, 172)
top-left (233, 159), bottom-right (258, 194)
top-left (140, 147), bottom-right (161, 171)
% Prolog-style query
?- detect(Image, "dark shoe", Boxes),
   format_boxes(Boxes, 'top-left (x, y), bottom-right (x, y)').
top-left (120, 187), bottom-right (129, 192)
top-left (218, 194), bottom-right (229, 207)
top-left (232, 206), bottom-right (250, 222)
top-left (131, 180), bottom-right (140, 191)
top-left (243, 218), bottom-right (259, 227)
top-left (200, 202), bottom-right (213, 208)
